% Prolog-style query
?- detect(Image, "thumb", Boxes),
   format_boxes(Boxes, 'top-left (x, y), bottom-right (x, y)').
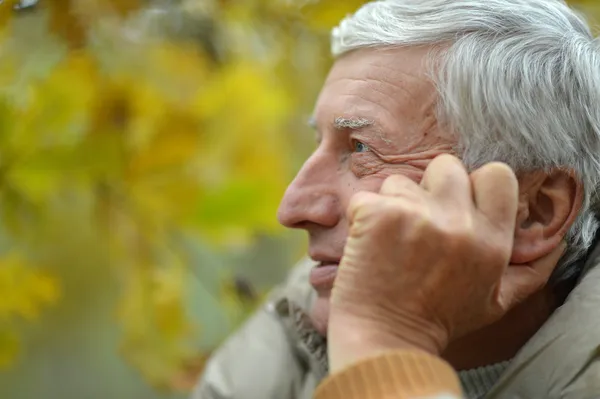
top-left (499, 242), bottom-right (567, 309)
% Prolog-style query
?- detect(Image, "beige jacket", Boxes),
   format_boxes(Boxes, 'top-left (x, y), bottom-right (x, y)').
top-left (194, 246), bottom-right (600, 399)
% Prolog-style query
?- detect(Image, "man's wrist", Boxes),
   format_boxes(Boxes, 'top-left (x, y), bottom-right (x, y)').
top-left (327, 312), bottom-right (448, 372)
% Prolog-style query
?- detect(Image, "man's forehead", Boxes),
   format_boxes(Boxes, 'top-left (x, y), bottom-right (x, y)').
top-left (325, 47), bottom-right (432, 87)
top-left (313, 47), bottom-right (439, 137)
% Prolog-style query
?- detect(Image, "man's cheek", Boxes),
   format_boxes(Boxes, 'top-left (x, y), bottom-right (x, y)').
top-left (351, 154), bottom-right (385, 178)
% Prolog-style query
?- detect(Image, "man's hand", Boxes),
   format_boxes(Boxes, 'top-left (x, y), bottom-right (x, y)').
top-left (328, 155), bottom-right (565, 372)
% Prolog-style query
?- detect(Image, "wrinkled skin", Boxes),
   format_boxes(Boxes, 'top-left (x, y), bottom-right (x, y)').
top-left (278, 47), bottom-right (452, 332)
top-left (328, 155), bottom-right (565, 372)
top-left (277, 47), bottom-right (582, 369)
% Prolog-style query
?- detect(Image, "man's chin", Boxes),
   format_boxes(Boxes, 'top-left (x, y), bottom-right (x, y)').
top-left (310, 293), bottom-right (331, 336)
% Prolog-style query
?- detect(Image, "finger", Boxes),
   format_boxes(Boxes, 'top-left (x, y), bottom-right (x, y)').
top-left (420, 154), bottom-right (472, 209)
top-left (346, 191), bottom-right (381, 224)
top-left (499, 241), bottom-right (567, 309)
top-left (470, 162), bottom-right (519, 233)
top-left (380, 174), bottom-right (422, 198)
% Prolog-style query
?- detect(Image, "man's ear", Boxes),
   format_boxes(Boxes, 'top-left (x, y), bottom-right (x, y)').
top-left (511, 169), bottom-right (583, 264)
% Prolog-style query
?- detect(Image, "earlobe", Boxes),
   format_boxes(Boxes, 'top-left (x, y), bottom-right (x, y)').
top-left (510, 170), bottom-right (582, 264)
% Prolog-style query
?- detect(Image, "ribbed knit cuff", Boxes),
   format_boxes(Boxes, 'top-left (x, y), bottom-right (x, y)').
top-left (315, 350), bottom-right (462, 399)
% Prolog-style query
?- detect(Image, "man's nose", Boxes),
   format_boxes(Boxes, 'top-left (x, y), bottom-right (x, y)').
top-left (277, 152), bottom-right (341, 230)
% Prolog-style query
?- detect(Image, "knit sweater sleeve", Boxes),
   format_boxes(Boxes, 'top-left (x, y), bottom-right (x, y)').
top-left (314, 350), bottom-right (463, 399)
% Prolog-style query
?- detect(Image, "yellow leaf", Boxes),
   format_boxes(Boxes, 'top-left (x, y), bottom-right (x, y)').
top-left (5, 167), bottom-right (59, 205)
top-left (117, 256), bottom-right (197, 391)
top-left (128, 115), bottom-right (201, 177)
top-left (0, 254), bottom-right (60, 321)
top-left (152, 263), bottom-right (191, 339)
top-left (13, 52), bottom-right (97, 153)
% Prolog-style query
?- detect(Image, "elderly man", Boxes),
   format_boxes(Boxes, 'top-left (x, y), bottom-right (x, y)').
top-left (195, 0), bottom-right (600, 398)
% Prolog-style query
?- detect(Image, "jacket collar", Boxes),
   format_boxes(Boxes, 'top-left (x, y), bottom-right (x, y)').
top-left (487, 238), bottom-right (600, 397)
top-left (276, 237), bottom-right (600, 396)
top-left (275, 297), bottom-right (329, 381)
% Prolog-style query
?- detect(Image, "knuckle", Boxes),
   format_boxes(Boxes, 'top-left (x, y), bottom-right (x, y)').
top-left (380, 178), bottom-right (392, 193)
top-left (397, 204), bottom-right (434, 237)
top-left (381, 175), bottom-right (403, 190)
top-left (351, 194), bottom-right (439, 239)
top-left (387, 199), bottom-right (425, 221)
top-left (368, 197), bottom-right (425, 231)
top-left (427, 154), bottom-right (463, 174)
top-left (380, 174), bottom-right (415, 196)
top-left (348, 192), bottom-right (380, 217)
top-left (350, 191), bottom-right (378, 207)
top-left (373, 199), bottom-right (407, 226)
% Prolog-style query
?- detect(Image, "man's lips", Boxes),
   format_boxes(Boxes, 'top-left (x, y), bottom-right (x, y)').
top-left (309, 262), bottom-right (339, 291)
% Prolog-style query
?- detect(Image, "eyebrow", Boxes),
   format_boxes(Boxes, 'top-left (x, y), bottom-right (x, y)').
top-left (333, 117), bottom-right (375, 130)
top-left (306, 116), bottom-right (376, 130)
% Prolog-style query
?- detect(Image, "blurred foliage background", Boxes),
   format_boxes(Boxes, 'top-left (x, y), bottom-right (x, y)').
top-left (0, 0), bottom-right (598, 398)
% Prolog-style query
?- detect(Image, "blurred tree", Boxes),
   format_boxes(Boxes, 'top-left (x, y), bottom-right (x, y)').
top-left (0, 0), bottom-right (366, 393)
top-left (0, 0), bottom-right (598, 396)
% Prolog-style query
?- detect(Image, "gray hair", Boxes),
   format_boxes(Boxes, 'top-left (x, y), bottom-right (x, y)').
top-left (332, 0), bottom-right (600, 282)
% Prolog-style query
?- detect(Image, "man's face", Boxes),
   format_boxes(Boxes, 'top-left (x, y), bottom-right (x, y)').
top-left (277, 47), bottom-right (456, 334)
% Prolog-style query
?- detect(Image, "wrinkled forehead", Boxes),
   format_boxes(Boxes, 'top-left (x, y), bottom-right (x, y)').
top-left (314, 47), bottom-right (439, 131)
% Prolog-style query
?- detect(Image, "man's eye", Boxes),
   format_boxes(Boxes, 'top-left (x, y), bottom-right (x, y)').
top-left (353, 140), bottom-right (370, 153)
